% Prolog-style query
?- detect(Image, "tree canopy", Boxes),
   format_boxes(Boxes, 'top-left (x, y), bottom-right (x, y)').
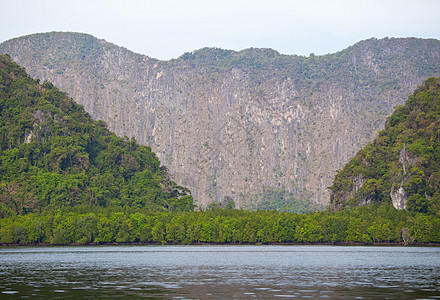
top-left (0, 54), bottom-right (194, 215)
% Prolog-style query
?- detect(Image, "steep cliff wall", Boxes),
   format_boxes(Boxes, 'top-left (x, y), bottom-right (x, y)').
top-left (2, 32), bottom-right (440, 208)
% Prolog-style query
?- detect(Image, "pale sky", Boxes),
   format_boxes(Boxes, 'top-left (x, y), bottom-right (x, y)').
top-left (1, 0), bottom-right (440, 60)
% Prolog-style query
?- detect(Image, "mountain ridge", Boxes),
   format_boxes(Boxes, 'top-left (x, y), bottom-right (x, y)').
top-left (1, 32), bottom-right (440, 209)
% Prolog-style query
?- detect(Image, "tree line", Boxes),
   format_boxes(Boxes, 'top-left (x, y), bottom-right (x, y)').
top-left (1, 204), bottom-right (439, 246)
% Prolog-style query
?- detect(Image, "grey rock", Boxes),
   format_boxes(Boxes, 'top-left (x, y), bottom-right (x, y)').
top-left (391, 184), bottom-right (408, 210)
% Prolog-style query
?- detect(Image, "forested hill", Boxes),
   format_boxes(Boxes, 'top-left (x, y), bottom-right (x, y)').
top-left (0, 54), bottom-right (193, 216)
top-left (2, 33), bottom-right (440, 210)
top-left (329, 77), bottom-right (440, 214)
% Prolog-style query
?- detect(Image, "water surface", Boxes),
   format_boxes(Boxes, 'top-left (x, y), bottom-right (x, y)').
top-left (1, 245), bottom-right (439, 299)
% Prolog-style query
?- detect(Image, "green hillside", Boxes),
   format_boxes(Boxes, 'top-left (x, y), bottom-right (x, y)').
top-left (0, 54), bottom-right (193, 216)
top-left (329, 77), bottom-right (440, 214)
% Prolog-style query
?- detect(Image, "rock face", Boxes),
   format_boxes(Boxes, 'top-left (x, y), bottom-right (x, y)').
top-left (391, 184), bottom-right (408, 210)
top-left (390, 144), bottom-right (413, 209)
top-left (1, 32), bottom-right (440, 208)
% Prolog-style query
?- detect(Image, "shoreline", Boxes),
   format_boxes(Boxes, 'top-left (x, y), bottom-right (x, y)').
top-left (2, 241), bottom-right (440, 247)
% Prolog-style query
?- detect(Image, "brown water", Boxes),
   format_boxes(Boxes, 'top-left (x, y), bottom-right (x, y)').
top-left (0, 245), bottom-right (439, 299)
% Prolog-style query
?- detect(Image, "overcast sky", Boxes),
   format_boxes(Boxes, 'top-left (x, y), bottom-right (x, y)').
top-left (2, 0), bottom-right (440, 60)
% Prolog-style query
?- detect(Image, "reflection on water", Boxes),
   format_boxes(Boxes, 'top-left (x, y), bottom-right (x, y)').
top-left (0, 245), bottom-right (439, 299)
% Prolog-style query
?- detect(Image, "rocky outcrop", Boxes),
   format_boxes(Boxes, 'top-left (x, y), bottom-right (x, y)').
top-left (390, 145), bottom-right (417, 210)
top-left (2, 33), bottom-right (440, 208)
top-left (391, 184), bottom-right (407, 210)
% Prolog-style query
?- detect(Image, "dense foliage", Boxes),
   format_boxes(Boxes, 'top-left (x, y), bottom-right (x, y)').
top-left (0, 54), bottom-right (193, 215)
top-left (329, 77), bottom-right (440, 214)
top-left (1, 204), bottom-right (439, 245)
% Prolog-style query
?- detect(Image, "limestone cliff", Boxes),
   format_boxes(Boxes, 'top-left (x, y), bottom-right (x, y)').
top-left (1, 32), bottom-right (440, 209)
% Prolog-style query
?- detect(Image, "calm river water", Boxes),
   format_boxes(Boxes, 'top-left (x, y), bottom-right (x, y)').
top-left (0, 245), bottom-right (439, 299)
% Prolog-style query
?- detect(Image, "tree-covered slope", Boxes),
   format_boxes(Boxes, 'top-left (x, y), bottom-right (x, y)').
top-left (329, 77), bottom-right (440, 214)
top-left (0, 54), bottom-right (193, 216)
